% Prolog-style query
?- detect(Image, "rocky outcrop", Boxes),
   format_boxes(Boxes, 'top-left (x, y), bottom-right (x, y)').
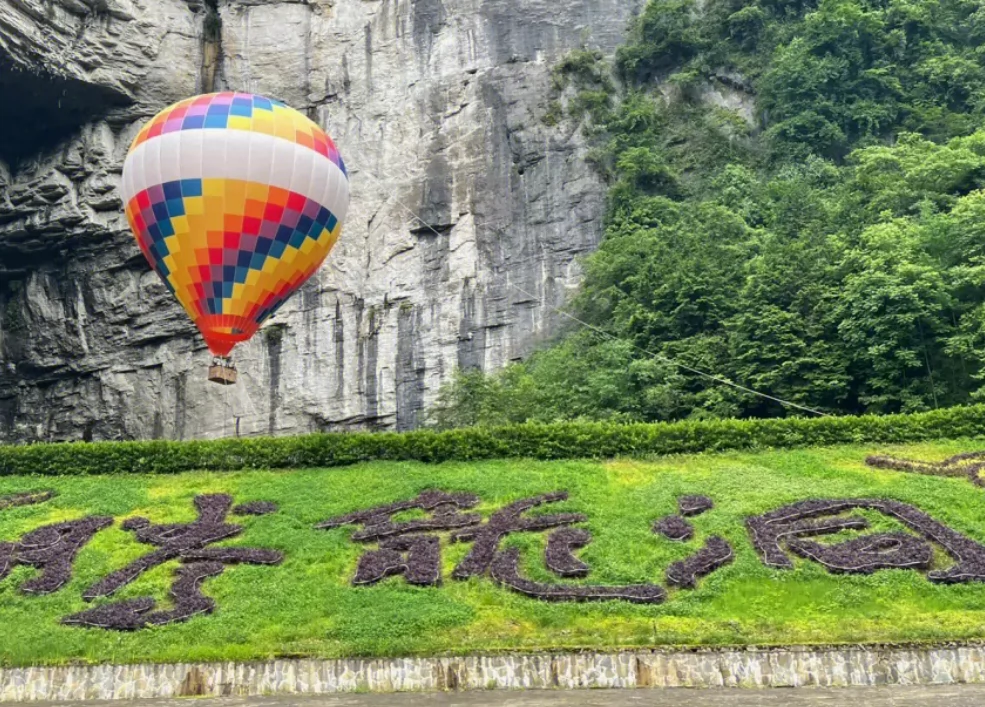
top-left (0, 0), bottom-right (642, 442)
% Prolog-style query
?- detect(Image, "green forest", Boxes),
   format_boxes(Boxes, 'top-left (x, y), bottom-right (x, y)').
top-left (431, 0), bottom-right (985, 427)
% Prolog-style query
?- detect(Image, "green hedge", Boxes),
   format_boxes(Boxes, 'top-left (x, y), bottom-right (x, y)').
top-left (2, 405), bottom-right (985, 476)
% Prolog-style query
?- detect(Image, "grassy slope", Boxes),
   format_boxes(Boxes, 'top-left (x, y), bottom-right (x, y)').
top-left (2, 440), bottom-right (985, 667)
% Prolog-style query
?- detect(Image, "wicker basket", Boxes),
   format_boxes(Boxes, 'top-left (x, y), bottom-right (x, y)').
top-left (208, 364), bottom-right (237, 385)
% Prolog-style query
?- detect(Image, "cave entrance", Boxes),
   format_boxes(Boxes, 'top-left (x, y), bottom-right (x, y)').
top-left (0, 53), bottom-right (129, 168)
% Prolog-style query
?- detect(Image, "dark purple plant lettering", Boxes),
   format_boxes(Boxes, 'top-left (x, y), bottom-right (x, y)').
top-left (321, 490), bottom-right (668, 603)
top-left (678, 495), bottom-right (714, 517)
top-left (490, 547), bottom-right (666, 604)
top-left (64, 494), bottom-right (282, 630)
top-left (63, 563), bottom-right (224, 630)
top-left (317, 490), bottom-right (481, 586)
top-left (665, 537), bottom-right (734, 589)
top-left (450, 492), bottom-right (586, 579)
top-left (787, 532), bottom-right (933, 574)
top-left (353, 535), bottom-right (442, 586)
top-left (451, 492), bottom-right (666, 603)
top-left (866, 452), bottom-right (985, 487)
top-left (544, 528), bottom-right (591, 578)
top-left (747, 498), bottom-right (985, 582)
top-left (318, 490), bottom-right (481, 541)
top-left (0, 490), bottom-right (56, 511)
top-left (653, 515), bottom-right (693, 542)
top-left (1, 517), bottom-right (112, 595)
top-left (0, 489), bottom-right (109, 595)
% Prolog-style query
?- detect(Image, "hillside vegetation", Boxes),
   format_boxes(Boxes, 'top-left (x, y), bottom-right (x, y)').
top-left (431, 0), bottom-right (985, 427)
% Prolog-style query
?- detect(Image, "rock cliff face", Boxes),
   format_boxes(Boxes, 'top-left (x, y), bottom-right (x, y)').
top-left (0, 0), bottom-right (641, 442)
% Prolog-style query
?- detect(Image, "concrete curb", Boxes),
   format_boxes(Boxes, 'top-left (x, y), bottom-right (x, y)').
top-left (2, 646), bottom-right (984, 701)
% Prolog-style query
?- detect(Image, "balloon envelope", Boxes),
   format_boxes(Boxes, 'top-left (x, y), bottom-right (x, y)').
top-left (120, 92), bottom-right (350, 357)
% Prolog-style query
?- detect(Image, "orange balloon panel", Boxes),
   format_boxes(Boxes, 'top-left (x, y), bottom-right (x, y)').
top-left (120, 93), bottom-right (350, 357)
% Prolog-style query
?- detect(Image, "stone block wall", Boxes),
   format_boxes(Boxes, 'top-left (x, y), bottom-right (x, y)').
top-left (2, 647), bottom-right (985, 701)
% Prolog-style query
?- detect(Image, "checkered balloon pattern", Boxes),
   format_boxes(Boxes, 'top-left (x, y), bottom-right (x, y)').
top-left (121, 92), bottom-right (350, 357)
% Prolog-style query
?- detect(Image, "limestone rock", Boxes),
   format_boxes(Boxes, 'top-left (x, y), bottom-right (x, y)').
top-left (0, 0), bottom-right (644, 442)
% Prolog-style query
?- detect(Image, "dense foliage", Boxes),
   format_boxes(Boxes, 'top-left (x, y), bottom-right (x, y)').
top-left (2, 405), bottom-right (983, 476)
top-left (431, 0), bottom-right (985, 425)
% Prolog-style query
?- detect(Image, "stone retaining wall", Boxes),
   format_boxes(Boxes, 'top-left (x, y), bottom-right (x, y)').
top-left (2, 646), bottom-right (985, 702)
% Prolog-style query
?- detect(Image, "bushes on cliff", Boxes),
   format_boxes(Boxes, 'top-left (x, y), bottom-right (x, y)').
top-left (1, 405), bottom-right (984, 476)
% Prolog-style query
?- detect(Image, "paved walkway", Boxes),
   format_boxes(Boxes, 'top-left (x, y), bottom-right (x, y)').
top-left (26, 685), bottom-right (985, 706)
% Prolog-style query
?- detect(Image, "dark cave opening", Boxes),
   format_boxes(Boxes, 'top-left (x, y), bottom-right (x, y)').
top-left (0, 54), bottom-right (130, 168)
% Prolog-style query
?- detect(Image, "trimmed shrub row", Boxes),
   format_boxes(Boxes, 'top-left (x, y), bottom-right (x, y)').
top-left (2, 404), bottom-right (985, 476)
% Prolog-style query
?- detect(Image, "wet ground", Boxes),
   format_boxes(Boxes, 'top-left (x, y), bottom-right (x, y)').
top-left (27, 684), bottom-right (985, 706)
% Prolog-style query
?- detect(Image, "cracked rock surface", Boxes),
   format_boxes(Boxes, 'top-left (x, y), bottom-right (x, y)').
top-left (0, 0), bottom-right (643, 442)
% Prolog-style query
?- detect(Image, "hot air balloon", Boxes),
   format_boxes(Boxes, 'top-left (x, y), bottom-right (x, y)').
top-left (120, 92), bottom-right (350, 385)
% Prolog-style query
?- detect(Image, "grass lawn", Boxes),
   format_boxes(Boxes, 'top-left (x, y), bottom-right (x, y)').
top-left (3, 439), bottom-right (985, 667)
